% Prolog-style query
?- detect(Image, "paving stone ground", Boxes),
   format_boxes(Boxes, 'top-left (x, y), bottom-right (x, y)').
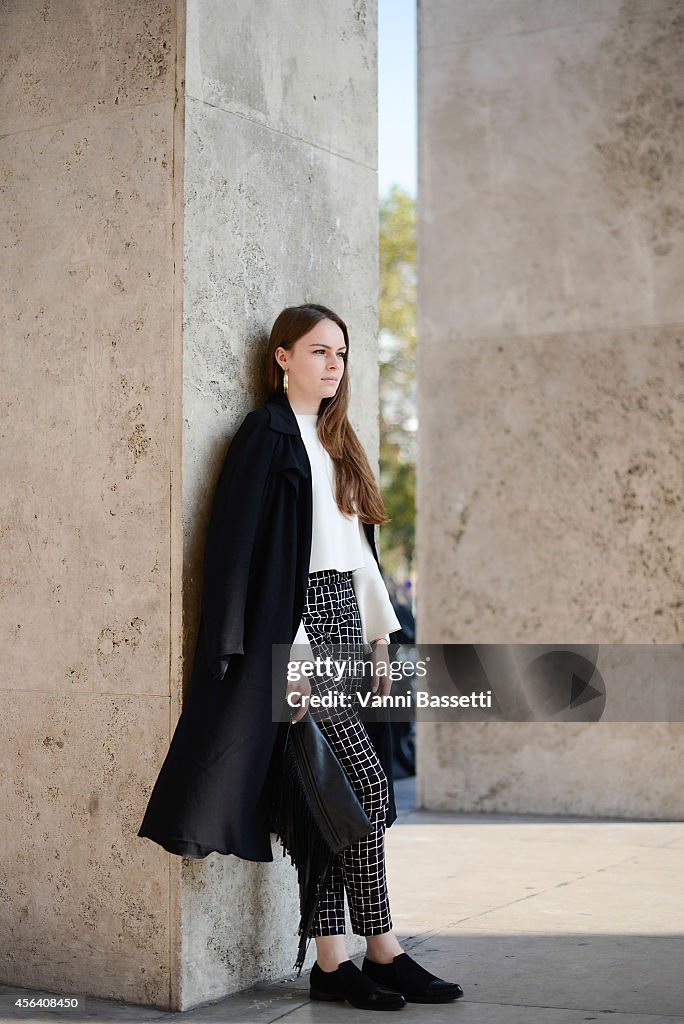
top-left (3, 776), bottom-right (683, 1023)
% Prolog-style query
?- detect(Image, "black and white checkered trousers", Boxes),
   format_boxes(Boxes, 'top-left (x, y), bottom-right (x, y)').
top-left (299, 567), bottom-right (393, 938)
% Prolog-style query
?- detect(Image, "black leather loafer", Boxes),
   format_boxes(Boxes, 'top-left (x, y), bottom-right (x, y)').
top-left (362, 952), bottom-right (464, 1003)
top-left (310, 958), bottom-right (407, 1011)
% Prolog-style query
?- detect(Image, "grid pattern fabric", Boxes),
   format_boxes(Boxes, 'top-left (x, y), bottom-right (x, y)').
top-left (300, 568), bottom-right (393, 937)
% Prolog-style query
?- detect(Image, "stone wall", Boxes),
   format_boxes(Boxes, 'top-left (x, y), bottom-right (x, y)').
top-left (2, 0), bottom-right (382, 1010)
top-left (179, 0), bottom-right (381, 1009)
top-left (1, 0), bottom-right (179, 1007)
top-left (416, 0), bottom-right (684, 817)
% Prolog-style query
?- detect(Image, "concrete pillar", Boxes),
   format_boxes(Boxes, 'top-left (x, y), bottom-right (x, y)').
top-left (2, 0), bottom-right (380, 1010)
top-left (178, 0), bottom-right (380, 1009)
top-left (417, 0), bottom-right (684, 818)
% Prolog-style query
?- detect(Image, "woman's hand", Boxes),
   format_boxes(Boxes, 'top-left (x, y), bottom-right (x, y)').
top-left (285, 667), bottom-right (312, 724)
top-left (370, 639), bottom-right (392, 699)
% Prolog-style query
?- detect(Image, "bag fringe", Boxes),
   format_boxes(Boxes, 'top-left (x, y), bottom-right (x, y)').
top-left (270, 724), bottom-right (335, 976)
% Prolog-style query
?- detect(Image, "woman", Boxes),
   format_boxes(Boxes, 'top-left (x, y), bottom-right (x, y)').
top-left (137, 304), bottom-right (464, 1011)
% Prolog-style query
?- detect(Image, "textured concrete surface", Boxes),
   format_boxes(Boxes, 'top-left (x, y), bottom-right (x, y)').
top-left (0, 0), bottom-right (173, 135)
top-left (2, 781), bottom-right (683, 1023)
top-left (1, 0), bottom-right (179, 1009)
top-left (178, 0), bottom-right (381, 1009)
top-left (417, 0), bottom-right (684, 815)
top-left (417, 722), bottom-right (684, 820)
top-left (2, 0), bottom-right (384, 1009)
top-left (2, 0), bottom-right (384, 1007)
top-left (417, 0), bottom-right (684, 339)
top-left (184, 0), bottom-right (376, 168)
top-left (418, 328), bottom-right (683, 643)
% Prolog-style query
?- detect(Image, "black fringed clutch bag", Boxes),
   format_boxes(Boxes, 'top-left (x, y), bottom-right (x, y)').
top-left (269, 711), bottom-right (373, 975)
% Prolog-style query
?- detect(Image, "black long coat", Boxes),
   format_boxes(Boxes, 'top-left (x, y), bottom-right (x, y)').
top-left (137, 388), bottom-right (397, 861)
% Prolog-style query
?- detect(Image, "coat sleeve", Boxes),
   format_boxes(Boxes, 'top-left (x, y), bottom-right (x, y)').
top-left (200, 407), bottom-right (277, 682)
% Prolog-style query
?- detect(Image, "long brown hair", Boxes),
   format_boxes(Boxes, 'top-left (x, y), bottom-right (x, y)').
top-left (264, 303), bottom-right (390, 526)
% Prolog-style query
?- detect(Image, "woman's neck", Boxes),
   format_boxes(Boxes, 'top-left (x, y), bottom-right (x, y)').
top-left (288, 403), bottom-right (319, 415)
top-left (284, 390), bottom-right (321, 415)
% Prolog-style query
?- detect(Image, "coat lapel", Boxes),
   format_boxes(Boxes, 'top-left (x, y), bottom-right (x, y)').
top-left (264, 390), bottom-right (311, 488)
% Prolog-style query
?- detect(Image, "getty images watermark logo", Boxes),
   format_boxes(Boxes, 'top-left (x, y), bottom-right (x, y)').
top-left (271, 644), bottom-right (684, 723)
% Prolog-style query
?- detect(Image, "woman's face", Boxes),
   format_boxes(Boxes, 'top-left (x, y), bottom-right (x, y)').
top-left (277, 318), bottom-right (347, 412)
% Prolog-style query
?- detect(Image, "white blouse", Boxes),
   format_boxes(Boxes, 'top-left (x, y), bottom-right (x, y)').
top-left (291, 412), bottom-right (401, 656)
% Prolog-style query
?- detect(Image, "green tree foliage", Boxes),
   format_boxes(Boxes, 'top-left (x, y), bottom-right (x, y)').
top-left (379, 185), bottom-right (416, 585)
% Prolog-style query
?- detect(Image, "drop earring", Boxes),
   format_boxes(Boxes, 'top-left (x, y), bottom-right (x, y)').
top-left (283, 369), bottom-right (289, 394)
